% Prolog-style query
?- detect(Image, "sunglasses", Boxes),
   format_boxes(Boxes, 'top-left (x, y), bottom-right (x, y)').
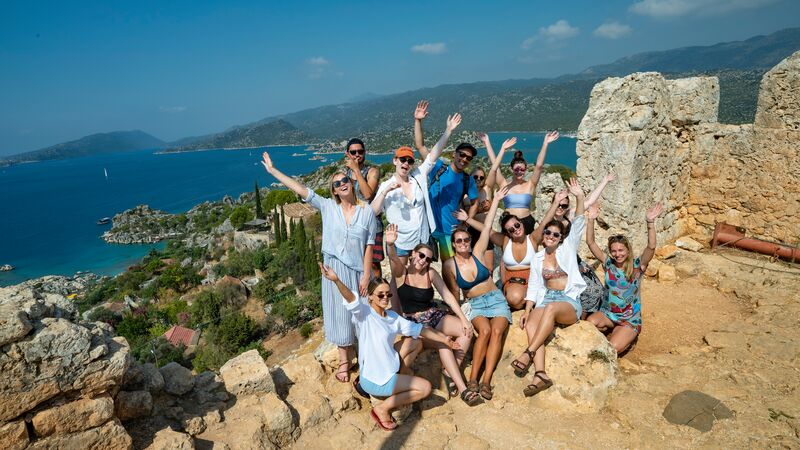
top-left (417, 253), bottom-right (433, 263)
top-left (543, 229), bottom-right (562, 239)
top-left (454, 236), bottom-right (472, 244)
top-left (457, 151), bottom-right (474, 162)
top-left (608, 234), bottom-right (627, 243)
top-left (332, 176), bottom-right (352, 189)
top-left (505, 222), bottom-right (521, 234)
top-left (473, 175), bottom-right (485, 181)
top-left (348, 149), bottom-right (365, 156)
top-left (398, 156), bottom-right (415, 165)
top-left (557, 203), bottom-right (569, 209)
top-left (374, 292), bottom-right (393, 299)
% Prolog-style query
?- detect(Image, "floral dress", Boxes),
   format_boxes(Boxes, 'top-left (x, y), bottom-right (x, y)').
top-left (601, 257), bottom-right (642, 333)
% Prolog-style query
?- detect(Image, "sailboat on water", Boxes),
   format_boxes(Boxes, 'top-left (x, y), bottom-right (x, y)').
top-left (104, 167), bottom-right (109, 180)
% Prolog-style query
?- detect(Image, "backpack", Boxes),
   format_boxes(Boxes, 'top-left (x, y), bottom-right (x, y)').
top-left (430, 164), bottom-right (470, 200)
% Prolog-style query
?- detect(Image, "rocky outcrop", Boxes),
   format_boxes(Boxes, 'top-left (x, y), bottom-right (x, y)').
top-left (577, 51), bottom-right (800, 250)
top-left (102, 205), bottom-right (187, 244)
top-left (0, 281), bottom-right (133, 448)
top-left (0, 264), bottom-right (14, 272)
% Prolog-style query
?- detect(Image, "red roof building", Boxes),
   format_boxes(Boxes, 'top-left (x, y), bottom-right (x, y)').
top-left (163, 325), bottom-right (199, 348)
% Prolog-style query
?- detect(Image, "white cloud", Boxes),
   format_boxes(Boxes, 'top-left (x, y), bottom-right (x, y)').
top-left (307, 56), bottom-right (329, 66)
top-left (159, 106), bottom-right (187, 113)
top-left (594, 22), bottom-right (633, 39)
top-left (522, 20), bottom-right (579, 49)
top-left (411, 42), bottom-right (447, 55)
top-left (630, 0), bottom-right (780, 18)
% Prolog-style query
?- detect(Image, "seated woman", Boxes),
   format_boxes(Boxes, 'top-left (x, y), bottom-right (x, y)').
top-left (454, 190), bottom-right (570, 311)
top-left (443, 186), bottom-right (512, 401)
top-left (585, 202), bottom-right (663, 354)
top-left (384, 224), bottom-right (481, 406)
top-left (461, 164), bottom-right (495, 269)
top-left (510, 178), bottom-right (586, 396)
top-left (320, 264), bottom-right (459, 431)
top-left (550, 173), bottom-right (615, 318)
top-left (482, 132), bottom-right (559, 235)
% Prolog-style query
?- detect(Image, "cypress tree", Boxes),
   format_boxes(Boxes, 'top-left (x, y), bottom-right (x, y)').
top-left (272, 212), bottom-right (282, 245)
top-left (279, 205), bottom-right (287, 241)
top-left (254, 182), bottom-right (264, 219)
top-left (295, 218), bottom-right (307, 246)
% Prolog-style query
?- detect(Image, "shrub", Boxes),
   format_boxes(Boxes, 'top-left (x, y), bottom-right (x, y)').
top-left (544, 164), bottom-right (576, 182)
top-left (262, 189), bottom-right (298, 213)
top-left (299, 322), bottom-right (314, 338)
top-left (190, 290), bottom-right (222, 327)
top-left (116, 313), bottom-right (152, 344)
top-left (87, 307), bottom-right (121, 326)
top-left (229, 206), bottom-right (254, 230)
top-left (212, 312), bottom-right (258, 353)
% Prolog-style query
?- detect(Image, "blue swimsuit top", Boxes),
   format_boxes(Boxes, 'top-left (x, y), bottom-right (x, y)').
top-left (455, 256), bottom-right (491, 290)
top-left (503, 192), bottom-right (533, 209)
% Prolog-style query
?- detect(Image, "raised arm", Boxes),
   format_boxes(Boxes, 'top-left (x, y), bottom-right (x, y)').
top-left (567, 177), bottom-right (586, 217)
top-left (584, 172), bottom-right (615, 209)
top-left (474, 185), bottom-right (510, 259)
top-left (488, 137), bottom-right (515, 190)
top-left (640, 202), bottom-right (663, 267)
top-left (413, 100), bottom-right (430, 159)
top-left (431, 270), bottom-right (472, 338)
top-left (479, 132), bottom-right (507, 188)
top-left (383, 224), bottom-right (406, 279)
top-left (453, 209), bottom-right (504, 247)
top-left (528, 131), bottom-right (559, 193)
top-left (585, 204), bottom-right (607, 262)
top-left (319, 264), bottom-right (356, 303)
top-left (425, 113), bottom-right (462, 164)
top-left (370, 181), bottom-right (400, 215)
top-left (532, 189), bottom-right (568, 247)
top-left (262, 151), bottom-right (309, 199)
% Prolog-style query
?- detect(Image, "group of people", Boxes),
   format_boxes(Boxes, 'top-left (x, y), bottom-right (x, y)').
top-left (260, 100), bottom-right (663, 431)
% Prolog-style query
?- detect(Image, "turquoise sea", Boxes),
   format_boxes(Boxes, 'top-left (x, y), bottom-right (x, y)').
top-left (0, 133), bottom-right (576, 286)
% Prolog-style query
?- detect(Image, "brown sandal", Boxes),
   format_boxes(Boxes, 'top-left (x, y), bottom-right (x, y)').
top-left (479, 383), bottom-right (493, 401)
top-left (511, 349), bottom-right (535, 377)
top-left (335, 362), bottom-right (350, 383)
top-left (523, 371), bottom-right (553, 397)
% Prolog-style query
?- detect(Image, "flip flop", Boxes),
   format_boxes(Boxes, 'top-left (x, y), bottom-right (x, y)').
top-left (370, 408), bottom-right (397, 431)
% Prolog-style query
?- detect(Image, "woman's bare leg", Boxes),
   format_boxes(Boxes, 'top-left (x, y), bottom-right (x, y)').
top-left (608, 325), bottom-right (639, 355)
top-left (504, 283), bottom-right (528, 310)
top-left (469, 316), bottom-right (491, 382)
top-left (481, 317), bottom-right (509, 385)
top-left (525, 303), bottom-right (577, 353)
top-left (372, 374), bottom-right (431, 422)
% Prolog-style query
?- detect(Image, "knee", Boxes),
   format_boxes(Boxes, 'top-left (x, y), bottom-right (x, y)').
top-left (613, 341), bottom-right (630, 354)
top-left (490, 326), bottom-right (505, 339)
top-left (419, 378), bottom-right (432, 397)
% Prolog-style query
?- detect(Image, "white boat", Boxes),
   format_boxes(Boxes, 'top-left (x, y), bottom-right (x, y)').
top-left (104, 168), bottom-right (109, 180)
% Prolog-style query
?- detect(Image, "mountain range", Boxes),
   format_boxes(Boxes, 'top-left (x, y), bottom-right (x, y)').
top-left (3, 28), bottom-right (798, 164)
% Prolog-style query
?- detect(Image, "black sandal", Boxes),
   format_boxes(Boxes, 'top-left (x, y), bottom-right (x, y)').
top-left (460, 388), bottom-right (483, 406)
top-left (479, 383), bottom-right (493, 401)
top-left (523, 371), bottom-right (553, 397)
top-left (442, 371), bottom-right (459, 398)
top-left (511, 349), bottom-right (535, 378)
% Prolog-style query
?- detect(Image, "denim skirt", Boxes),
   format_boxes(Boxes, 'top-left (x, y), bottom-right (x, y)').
top-left (538, 288), bottom-right (582, 321)
top-left (465, 289), bottom-right (512, 324)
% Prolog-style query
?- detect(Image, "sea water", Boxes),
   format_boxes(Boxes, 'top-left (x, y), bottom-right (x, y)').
top-left (0, 133), bottom-right (575, 286)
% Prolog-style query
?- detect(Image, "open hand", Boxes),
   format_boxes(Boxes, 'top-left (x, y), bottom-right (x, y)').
top-left (446, 113), bottom-right (462, 132)
top-left (414, 100), bottom-right (429, 120)
top-left (384, 223), bottom-right (398, 245)
top-left (494, 185), bottom-right (512, 202)
top-left (447, 337), bottom-right (462, 351)
top-left (319, 263), bottom-right (339, 282)
top-left (646, 202), bottom-right (663, 222)
top-left (586, 203), bottom-right (600, 220)
top-left (452, 209), bottom-right (469, 222)
top-left (567, 177), bottom-right (583, 197)
top-left (553, 189), bottom-right (569, 205)
top-left (501, 137), bottom-right (517, 151)
top-left (358, 272), bottom-right (369, 297)
top-left (544, 131), bottom-right (559, 145)
top-left (604, 172), bottom-right (616, 183)
top-left (475, 132), bottom-right (490, 147)
top-left (519, 313), bottom-right (527, 330)
top-left (385, 181), bottom-right (401, 192)
top-left (261, 152), bottom-right (274, 173)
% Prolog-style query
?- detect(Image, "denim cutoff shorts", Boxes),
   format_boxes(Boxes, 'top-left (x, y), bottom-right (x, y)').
top-left (537, 288), bottom-right (582, 321)
top-left (359, 373), bottom-right (398, 397)
top-left (466, 289), bottom-right (512, 324)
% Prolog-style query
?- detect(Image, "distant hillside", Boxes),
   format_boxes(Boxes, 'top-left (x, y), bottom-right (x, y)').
top-left (3, 130), bottom-right (165, 164)
top-left (166, 119), bottom-right (315, 152)
top-left (579, 28), bottom-right (800, 77)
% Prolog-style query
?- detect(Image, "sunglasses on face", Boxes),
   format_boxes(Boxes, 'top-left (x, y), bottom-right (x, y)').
top-left (557, 203), bottom-right (569, 209)
top-left (505, 222), bottom-right (521, 234)
top-left (457, 151), bottom-right (474, 162)
top-left (398, 156), bottom-right (415, 165)
top-left (332, 176), bottom-right (352, 189)
top-left (543, 229), bottom-right (562, 239)
top-left (416, 253), bottom-right (433, 263)
top-left (473, 175), bottom-right (485, 181)
top-left (454, 236), bottom-right (472, 245)
top-left (348, 149), bottom-right (365, 156)
top-left (374, 292), bottom-right (393, 299)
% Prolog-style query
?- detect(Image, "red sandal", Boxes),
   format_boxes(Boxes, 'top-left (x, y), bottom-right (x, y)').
top-left (370, 408), bottom-right (397, 431)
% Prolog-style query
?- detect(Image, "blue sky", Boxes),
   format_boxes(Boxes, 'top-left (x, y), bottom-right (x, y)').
top-left (1, 0), bottom-right (798, 155)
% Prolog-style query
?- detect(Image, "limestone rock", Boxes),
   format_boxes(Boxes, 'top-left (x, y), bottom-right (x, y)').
top-left (142, 363), bottom-right (165, 393)
top-left (219, 349), bottom-right (275, 396)
top-left (313, 340), bottom-right (341, 370)
top-left (182, 416), bottom-right (207, 436)
top-left (658, 264), bottom-right (677, 283)
top-left (663, 390), bottom-right (734, 432)
top-left (534, 172), bottom-right (566, 220)
top-left (200, 392), bottom-right (295, 449)
top-left (273, 353), bottom-right (325, 392)
top-left (0, 419), bottom-right (29, 450)
top-left (755, 50), bottom-right (800, 130)
top-left (115, 390), bottom-right (153, 421)
top-left (285, 382), bottom-right (333, 429)
top-left (667, 77), bottom-right (719, 126)
top-left (676, 236), bottom-right (704, 252)
top-left (445, 432), bottom-right (491, 450)
top-left (159, 362), bottom-right (194, 395)
top-left (32, 394), bottom-right (114, 436)
top-left (0, 305), bottom-right (33, 347)
top-left (27, 418), bottom-right (132, 450)
top-left (145, 428), bottom-right (195, 450)
top-left (645, 258), bottom-right (661, 277)
top-left (655, 244), bottom-right (679, 260)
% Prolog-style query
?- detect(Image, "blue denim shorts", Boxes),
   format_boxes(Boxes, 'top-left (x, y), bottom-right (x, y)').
top-left (394, 246), bottom-right (412, 257)
top-left (466, 289), bottom-right (512, 324)
top-left (359, 373), bottom-right (398, 397)
top-left (538, 289), bottom-right (581, 321)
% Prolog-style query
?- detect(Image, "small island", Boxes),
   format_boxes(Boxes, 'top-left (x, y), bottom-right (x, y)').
top-left (0, 264), bottom-right (14, 272)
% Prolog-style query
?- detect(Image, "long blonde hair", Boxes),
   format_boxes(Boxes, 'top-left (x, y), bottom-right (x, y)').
top-left (607, 234), bottom-right (634, 280)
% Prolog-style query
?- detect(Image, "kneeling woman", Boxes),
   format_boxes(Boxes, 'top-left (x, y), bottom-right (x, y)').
top-left (585, 202), bottom-right (662, 354)
top-left (443, 186), bottom-right (512, 401)
top-left (320, 264), bottom-right (459, 431)
top-left (384, 224), bottom-right (481, 406)
top-left (511, 178), bottom-right (586, 396)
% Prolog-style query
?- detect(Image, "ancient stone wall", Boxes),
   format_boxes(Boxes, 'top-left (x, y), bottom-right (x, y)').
top-left (576, 51), bottom-right (800, 252)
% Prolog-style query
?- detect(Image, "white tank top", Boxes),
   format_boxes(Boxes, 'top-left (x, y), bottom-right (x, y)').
top-left (503, 237), bottom-right (534, 269)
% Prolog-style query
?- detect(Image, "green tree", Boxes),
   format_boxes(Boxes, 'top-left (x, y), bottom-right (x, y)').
top-left (254, 181), bottom-right (264, 219)
top-left (116, 313), bottom-right (152, 344)
top-left (190, 290), bottom-right (222, 326)
top-left (272, 212), bottom-right (282, 245)
top-left (278, 205), bottom-right (287, 241)
top-left (229, 206), bottom-right (254, 230)
top-left (212, 312), bottom-right (258, 353)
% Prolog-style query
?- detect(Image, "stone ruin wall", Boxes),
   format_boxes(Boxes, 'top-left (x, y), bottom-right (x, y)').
top-left (575, 50), bottom-right (800, 254)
